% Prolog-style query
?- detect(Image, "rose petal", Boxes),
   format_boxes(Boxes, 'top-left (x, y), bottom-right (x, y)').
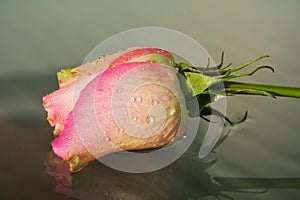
top-left (52, 62), bottom-right (186, 171)
top-left (43, 47), bottom-right (175, 135)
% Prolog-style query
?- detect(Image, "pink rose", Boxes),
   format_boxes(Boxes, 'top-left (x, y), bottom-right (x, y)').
top-left (43, 47), bottom-right (187, 172)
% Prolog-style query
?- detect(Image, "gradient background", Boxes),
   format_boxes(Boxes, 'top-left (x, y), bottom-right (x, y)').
top-left (0, 0), bottom-right (299, 199)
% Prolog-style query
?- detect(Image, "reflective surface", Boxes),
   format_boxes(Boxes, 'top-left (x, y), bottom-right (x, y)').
top-left (1, 1), bottom-right (300, 199)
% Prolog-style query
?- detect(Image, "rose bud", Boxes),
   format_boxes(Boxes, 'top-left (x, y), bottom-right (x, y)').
top-left (43, 47), bottom-right (175, 136)
top-left (43, 48), bottom-right (188, 172)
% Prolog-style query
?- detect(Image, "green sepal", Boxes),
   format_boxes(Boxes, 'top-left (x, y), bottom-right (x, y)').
top-left (184, 72), bottom-right (219, 96)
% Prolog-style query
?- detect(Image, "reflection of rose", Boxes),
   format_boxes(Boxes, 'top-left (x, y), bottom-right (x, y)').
top-left (43, 47), bottom-right (188, 172)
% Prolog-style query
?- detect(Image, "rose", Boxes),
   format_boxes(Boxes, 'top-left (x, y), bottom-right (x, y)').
top-left (43, 47), bottom-right (188, 172)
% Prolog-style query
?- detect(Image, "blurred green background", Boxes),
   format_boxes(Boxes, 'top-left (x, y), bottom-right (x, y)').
top-left (0, 0), bottom-right (299, 199)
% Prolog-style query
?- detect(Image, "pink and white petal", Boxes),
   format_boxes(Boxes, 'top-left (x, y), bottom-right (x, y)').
top-left (52, 62), bottom-right (187, 171)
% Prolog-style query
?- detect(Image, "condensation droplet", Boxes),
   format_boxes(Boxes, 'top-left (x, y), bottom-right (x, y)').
top-left (160, 95), bottom-right (171, 101)
top-left (151, 100), bottom-right (159, 105)
top-left (183, 135), bottom-right (187, 139)
top-left (106, 115), bottom-right (111, 119)
top-left (167, 105), bottom-right (176, 117)
top-left (146, 116), bottom-right (154, 124)
top-left (132, 117), bottom-right (137, 121)
top-left (136, 96), bottom-right (142, 102)
top-left (105, 136), bottom-right (110, 141)
top-left (119, 128), bottom-right (124, 132)
top-left (117, 77), bottom-right (122, 81)
top-left (67, 137), bottom-right (71, 140)
top-left (116, 88), bottom-right (122, 93)
top-left (130, 96), bottom-right (135, 103)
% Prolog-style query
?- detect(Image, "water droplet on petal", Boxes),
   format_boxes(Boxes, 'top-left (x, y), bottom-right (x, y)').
top-left (118, 77), bottom-right (122, 81)
top-left (116, 88), bottom-right (122, 93)
top-left (183, 135), bottom-right (187, 139)
top-left (130, 96), bottom-right (135, 103)
top-left (136, 96), bottom-right (142, 102)
top-left (151, 100), bottom-right (159, 105)
top-left (167, 105), bottom-right (176, 117)
top-left (160, 95), bottom-right (171, 101)
top-left (123, 111), bottom-right (127, 116)
top-left (106, 115), bottom-right (111, 119)
top-left (146, 116), bottom-right (154, 124)
top-left (67, 137), bottom-right (71, 140)
top-left (132, 117), bottom-right (137, 121)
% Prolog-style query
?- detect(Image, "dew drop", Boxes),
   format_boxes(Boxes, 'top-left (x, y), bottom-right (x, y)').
top-left (117, 77), bottom-right (122, 81)
top-left (106, 115), bottom-right (111, 119)
top-left (67, 137), bottom-right (71, 140)
top-left (130, 96), bottom-right (135, 103)
top-left (160, 95), bottom-right (171, 101)
top-left (105, 136), bottom-right (110, 141)
top-left (132, 117), bottom-right (137, 121)
top-left (183, 135), bottom-right (187, 139)
top-left (151, 100), bottom-right (159, 105)
top-left (136, 96), bottom-right (142, 102)
top-left (146, 116), bottom-right (154, 124)
top-left (167, 105), bottom-right (176, 117)
top-left (116, 88), bottom-right (122, 93)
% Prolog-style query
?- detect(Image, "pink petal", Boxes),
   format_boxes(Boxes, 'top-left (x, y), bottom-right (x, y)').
top-left (43, 47), bottom-right (175, 136)
top-left (52, 62), bottom-right (186, 171)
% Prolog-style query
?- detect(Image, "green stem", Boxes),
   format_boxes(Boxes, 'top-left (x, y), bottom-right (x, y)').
top-left (223, 81), bottom-right (300, 98)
